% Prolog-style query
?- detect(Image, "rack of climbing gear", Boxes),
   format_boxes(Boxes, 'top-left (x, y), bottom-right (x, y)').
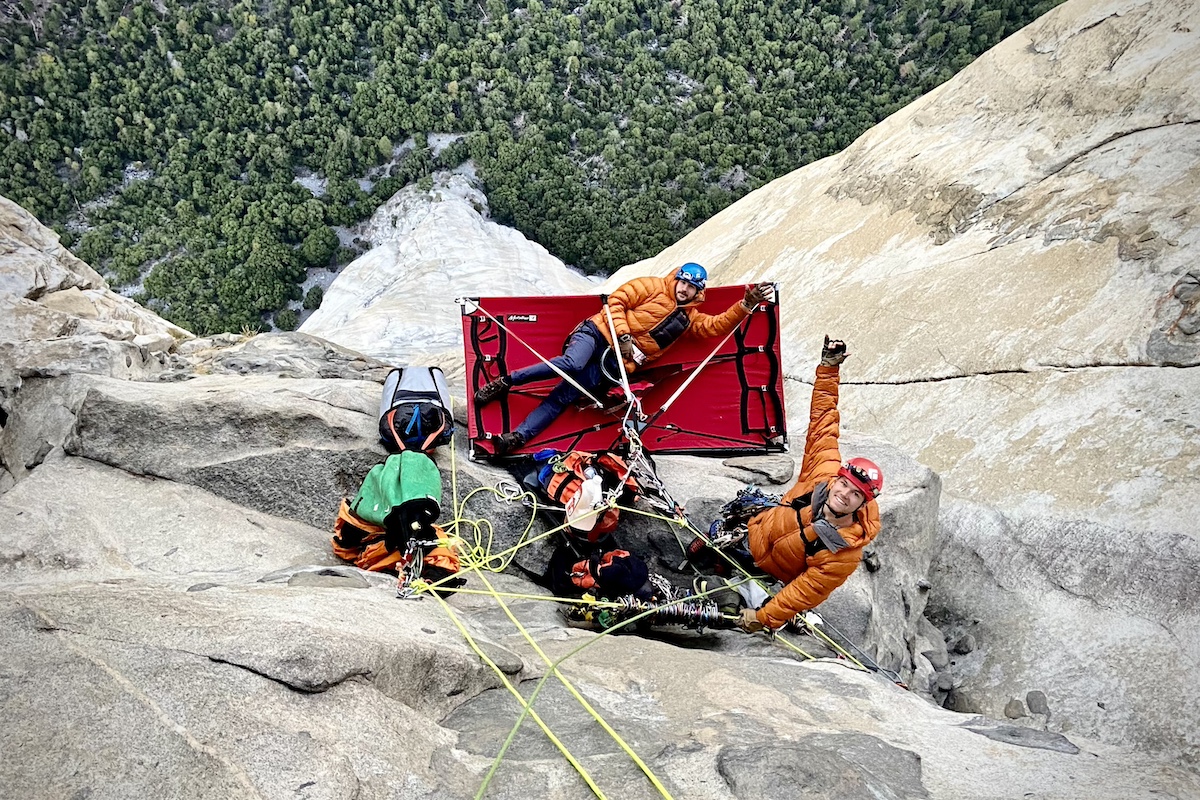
top-left (563, 592), bottom-right (736, 632)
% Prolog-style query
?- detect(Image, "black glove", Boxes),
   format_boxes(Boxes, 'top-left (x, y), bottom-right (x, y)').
top-left (820, 335), bottom-right (849, 367)
top-left (742, 283), bottom-right (771, 309)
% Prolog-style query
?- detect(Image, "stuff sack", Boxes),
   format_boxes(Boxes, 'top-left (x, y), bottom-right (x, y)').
top-left (524, 449), bottom-right (640, 544)
top-left (335, 451), bottom-right (463, 592)
top-left (331, 498), bottom-right (463, 590)
top-left (350, 451), bottom-right (442, 550)
top-left (379, 366), bottom-right (454, 453)
top-left (544, 544), bottom-right (651, 600)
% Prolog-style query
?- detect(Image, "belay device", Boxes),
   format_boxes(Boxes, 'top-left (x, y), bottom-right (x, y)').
top-left (379, 366), bottom-right (454, 453)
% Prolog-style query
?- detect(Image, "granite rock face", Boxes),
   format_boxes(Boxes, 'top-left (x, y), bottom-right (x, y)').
top-left (0, 194), bottom-right (192, 409)
top-left (602, 0), bottom-right (1200, 763)
top-left (3, 0), bottom-right (1199, 791)
top-left (300, 173), bottom-right (596, 376)
top-left (3, 466), bottom-right (1196, 799)
top-left (4, 295), bottom-right (1190, 796)
top-left (0, 194), bottom-right (105, 299)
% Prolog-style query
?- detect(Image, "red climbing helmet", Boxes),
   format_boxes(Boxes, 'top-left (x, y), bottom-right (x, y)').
top-left (838, 457), bottom-right (883, 499)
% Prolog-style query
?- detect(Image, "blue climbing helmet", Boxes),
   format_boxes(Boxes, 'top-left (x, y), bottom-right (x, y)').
top-left (674, 262), bottom-right (707, 291)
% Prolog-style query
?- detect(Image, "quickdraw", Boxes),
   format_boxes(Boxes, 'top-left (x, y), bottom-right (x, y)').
top-left (395, 539), bottom-right (428, 599)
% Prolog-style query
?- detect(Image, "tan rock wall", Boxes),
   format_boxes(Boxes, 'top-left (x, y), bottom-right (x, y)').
top-left (606, 0), bottom-right (1200, 534)
top-left (601, 0), bottom-right (1200, 761)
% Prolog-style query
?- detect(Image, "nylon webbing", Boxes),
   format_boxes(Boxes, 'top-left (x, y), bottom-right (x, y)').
top-left (459, 297), bottom-right (605, 408)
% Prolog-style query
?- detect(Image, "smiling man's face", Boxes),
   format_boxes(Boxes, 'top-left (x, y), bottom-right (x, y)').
top-left (674, 279), bottom-right (699, 303)
top-left (827, 475), bottom-right (866, 517)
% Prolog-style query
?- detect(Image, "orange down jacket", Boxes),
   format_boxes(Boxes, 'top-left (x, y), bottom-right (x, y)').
top-left (587, 275), bottom-right (749, 374)
top-left (747, 364), bottom-right (881, 629)
top-left (331, 499), bottom-right (460, 575)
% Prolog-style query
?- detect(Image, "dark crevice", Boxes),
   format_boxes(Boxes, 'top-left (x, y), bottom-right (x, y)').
top-left (61, 450), bottom-right (163, 481)
top-left (26, 614), bottom-right (374, 696)
top-left (271, 387), bottom-right (375, 416)
top-left (1075, 11), bottom-right (1122, 36)
top-left (206, 655), bottom-right (373, 694)
top-left (786, 360), bottom-right (1199, 387)
top-left (959, 119), bottom-right (1200, 228)
top-left (1105, 26), bottom-right (1139, 71)
top-left (940, 235), bottom-right (1032, 263)
top-left (1031, 120), bottom-right (1200, 189)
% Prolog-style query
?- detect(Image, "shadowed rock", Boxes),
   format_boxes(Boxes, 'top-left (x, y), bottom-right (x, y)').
top-left (717, 734), bottom-right (928, 800)
top-left (961, 718), bottom-right (1080, 755)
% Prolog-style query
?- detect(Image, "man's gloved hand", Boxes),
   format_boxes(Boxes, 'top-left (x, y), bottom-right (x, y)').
top-left (742, 283), bottom-right (773, 310)
top-left (618, 334), bottom-right (637, 360)
top-left (737, 607), bottom-right (765, 633)
top-left (821, 335), bottom-right (849, 367)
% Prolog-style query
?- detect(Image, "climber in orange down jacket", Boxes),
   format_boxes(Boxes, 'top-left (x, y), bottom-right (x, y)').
top-left (737, 336), bottom-right (884, 632)
top-left (475, 263), bottom-right (772, 454)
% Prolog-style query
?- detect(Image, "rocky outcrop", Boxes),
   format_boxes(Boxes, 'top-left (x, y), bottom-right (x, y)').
top-left (0, 457), bottom-right (339, 579)
top-left (300, 173), bottom-right (595, 374)
top-left (4, 443), bottom-right (1195, 799)
top-left (174, 331), bottom-right (394, 382)
top-left (3, 0), bottom-right (1199, 791)
top-left (0, 363), bottom-right (944, 701)
top-left (0, 194), bottom-right (193, 409)
top-left (1, 373), bottom-right (383, 527)
top-left (604, 0), bottom-right (1200, 764)
top-left (3, 231), bottom-right (1182, 794)
top-left (930, 497), bottom-right (1200, 759)
top-left (0, 194), bottom-right (105, 299)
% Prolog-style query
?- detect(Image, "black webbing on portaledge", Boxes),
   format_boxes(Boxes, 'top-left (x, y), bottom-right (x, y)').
top-left (734, 305), bottom-right (784, 438)
top-left (469, 311), bottom-right (511, 437)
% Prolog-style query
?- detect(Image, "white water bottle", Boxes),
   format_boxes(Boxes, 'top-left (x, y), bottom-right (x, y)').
top-left (566, 472), bottom-right (604, 532)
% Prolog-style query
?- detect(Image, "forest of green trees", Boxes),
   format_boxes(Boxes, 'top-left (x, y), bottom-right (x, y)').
top-left (0, 0), bottom-right (1062, 334)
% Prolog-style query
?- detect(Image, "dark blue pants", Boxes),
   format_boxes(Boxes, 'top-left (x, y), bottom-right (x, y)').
top-left (511, 321), bottom-right (615, 441)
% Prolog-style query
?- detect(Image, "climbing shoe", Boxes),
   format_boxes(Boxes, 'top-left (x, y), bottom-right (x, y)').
top-left (492, 431), bottom-right (526, 456)
top-left (474, 376), bottom-right (513, 406)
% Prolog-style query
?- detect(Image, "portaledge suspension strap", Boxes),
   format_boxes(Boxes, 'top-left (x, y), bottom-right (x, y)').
top-left (458, 297), bottom-right (605, 409)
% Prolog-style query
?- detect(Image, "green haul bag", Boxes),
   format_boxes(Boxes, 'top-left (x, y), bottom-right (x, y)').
top-left (350, 451), bottom-right (443, 552)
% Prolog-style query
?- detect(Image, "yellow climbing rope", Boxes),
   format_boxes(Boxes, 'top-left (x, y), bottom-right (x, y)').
top-left (473, 569), bottom-right (675, 798)
top-left (407, 405), bottom-right (868, 798)
top-left (424, 587), bottom-right (609, 799)
top-left (420, 419), bottom-right (673, 798)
